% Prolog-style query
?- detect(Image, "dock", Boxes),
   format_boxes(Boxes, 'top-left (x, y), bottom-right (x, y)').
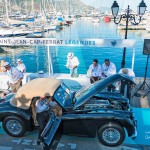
top-left (117, 25), bottom-right (146, 30)
top-left (0, 73), bottom-right (150, 150)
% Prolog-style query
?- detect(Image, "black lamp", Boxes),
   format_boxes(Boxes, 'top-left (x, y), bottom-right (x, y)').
top-left (111, 1), bottom-right (119, 17)
top-left (111, 0), bottom-right (147, 68)
top-left (138, 0), bottom-right (147, 16)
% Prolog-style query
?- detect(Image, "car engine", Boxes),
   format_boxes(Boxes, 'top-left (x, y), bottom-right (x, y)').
top-left (83, 98), bottom-right (123, 110)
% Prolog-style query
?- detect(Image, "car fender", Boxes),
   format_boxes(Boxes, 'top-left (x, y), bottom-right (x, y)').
top-left (0, 109), bottom-right (31, 122)
top-left (62, 111), bottom-right (136, 138)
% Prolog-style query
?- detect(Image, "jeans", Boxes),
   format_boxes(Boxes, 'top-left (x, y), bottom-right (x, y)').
top-left (70, 67), bottom-right (78, 76)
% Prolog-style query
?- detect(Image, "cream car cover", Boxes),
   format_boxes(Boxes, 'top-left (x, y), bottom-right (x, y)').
top-left (10, 78), bottom-right (61, 109)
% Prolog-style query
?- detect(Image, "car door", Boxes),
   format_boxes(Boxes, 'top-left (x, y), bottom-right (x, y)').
top-left (41, 113), bottom-right (62, 149)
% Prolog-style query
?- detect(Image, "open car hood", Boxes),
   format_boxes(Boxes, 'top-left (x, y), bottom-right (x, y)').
top-left (73, 74), bottom-right (135, 109)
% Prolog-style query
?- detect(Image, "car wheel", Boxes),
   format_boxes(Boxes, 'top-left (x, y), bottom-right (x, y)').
top-left (97, 123), bottom-right (125, 147)
top-left (2, 116), bottom-right (26, 137)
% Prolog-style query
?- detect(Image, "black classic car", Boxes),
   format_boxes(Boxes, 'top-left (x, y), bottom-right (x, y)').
top-left (0, 74), bottom-right (137, 148)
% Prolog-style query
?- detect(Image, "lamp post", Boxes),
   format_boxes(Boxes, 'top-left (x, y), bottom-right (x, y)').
top-left (111, 0), bottom-right (147, 68)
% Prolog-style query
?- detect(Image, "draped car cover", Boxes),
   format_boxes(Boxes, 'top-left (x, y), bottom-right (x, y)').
top-left (10, 78), bottom-right (61, 109)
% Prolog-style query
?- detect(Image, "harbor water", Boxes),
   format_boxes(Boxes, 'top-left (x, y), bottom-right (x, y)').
top-left (0, 20), bottom-right (150, 77)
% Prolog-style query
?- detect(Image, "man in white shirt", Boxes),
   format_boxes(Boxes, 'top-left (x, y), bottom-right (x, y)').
top-left (102, 59), bottom-right (116, 91)
top-left (88, 59), bottom-right (101, 84)
top-left (34, 96), bottom-right (61, 146)
top-left (118, 68), bottom-right (135, 80)
top-left (101, 59), bottom-right (116, 78)
top-left (16, 59), bottom-right (26, 73)
top-left (34, 96), bottom-right (51, 145)
top-left (118, 68), bottom-right (135, 99)
top-left (66, 52), bottom-right (79, 77)
top-left (3, 62), bottom-right (24, 93)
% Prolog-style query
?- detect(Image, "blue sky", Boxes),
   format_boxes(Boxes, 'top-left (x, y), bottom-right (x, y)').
top-left (81, 0), bottom-right (150, 11)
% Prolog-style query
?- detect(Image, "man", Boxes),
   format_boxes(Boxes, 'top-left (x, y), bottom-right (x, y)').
top-left (102, 59), bottom-right (116, 91)
top-left (34, 96), bottom-right (52, 146)
top-left (33, 96), bottom-right (62, 147)
top-left (88, 59), bottom-right (101, 84)
top-left (118, 68), bottom-right (135, 80)
top-left (101, 59), bottom-right (116, 78)
top-left (118, 68), bottom-right (135, 99)
top-left (16, 59), bottom-right (26, 73)
top-left (3, 62), bottom-right (24, 93)
top-left (66, 52), bottom-right (79, 77)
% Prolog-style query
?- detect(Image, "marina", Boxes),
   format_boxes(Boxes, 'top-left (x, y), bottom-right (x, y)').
top-left (0, 0), bottom-right (150, 150)
top-left (1, 20), bottom-right (150, 77)
top-left (0, 0), bottom-right (150, 78)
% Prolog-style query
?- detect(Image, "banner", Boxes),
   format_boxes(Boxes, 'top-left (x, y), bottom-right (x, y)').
top-left (0, 38), bottom-right (136, 48)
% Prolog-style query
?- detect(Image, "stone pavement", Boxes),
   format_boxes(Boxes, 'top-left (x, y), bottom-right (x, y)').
top-left (131, 78), bottom-right (150, 108)
top-left (0, 131), bottom-right (150, 150)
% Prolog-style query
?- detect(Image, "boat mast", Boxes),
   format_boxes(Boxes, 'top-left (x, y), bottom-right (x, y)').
top-left (69, 0), bottom-right (70, 16)
top-left (8, 0), bottom-right (11, 15)
top-left (39, 0), bottom-right (41, 13)
top-left (32, 0), bottom-right (35, 33)
top-left (32, 0), bottom-right (34, 17)
top-left (43, 0), bottom-right (45, 12)
top-left (26, 0), bottom-right (28, 15)
top-left (5, 0), bottom-right (9, 22)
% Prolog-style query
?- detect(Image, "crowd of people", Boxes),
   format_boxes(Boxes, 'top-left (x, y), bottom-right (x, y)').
top-left (0, 53), bottom-right (135, 95)
top-left (65, 52), bottom-right (135, 80)
top-left (87, 58), bottom-right (135, 83)
top-left (65, 52), bottom-right (135, 99)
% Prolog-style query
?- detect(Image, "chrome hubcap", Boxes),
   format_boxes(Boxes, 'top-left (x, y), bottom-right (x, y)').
top-left (102, 128), bottom-right (120, 144)
top-left (6, 120), bottom-right (22, 135)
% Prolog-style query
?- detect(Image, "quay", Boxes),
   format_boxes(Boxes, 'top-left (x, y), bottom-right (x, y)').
top-left (0, 73), bottom-right (150, 150)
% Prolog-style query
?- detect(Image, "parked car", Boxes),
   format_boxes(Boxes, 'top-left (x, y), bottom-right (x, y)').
top-left (0, 74), bottom-right (137, 148)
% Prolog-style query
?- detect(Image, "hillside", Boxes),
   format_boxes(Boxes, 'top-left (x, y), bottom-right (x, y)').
top-left (0, 0), bottom-right (95, 15)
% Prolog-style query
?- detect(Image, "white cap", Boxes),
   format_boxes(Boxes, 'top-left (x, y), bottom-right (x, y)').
top-left (3, 62), bottom-right (10, 68)
top-left (67, 52), bottom-right (74, 59)
top-left (17, 59), bottom-right (22, 63)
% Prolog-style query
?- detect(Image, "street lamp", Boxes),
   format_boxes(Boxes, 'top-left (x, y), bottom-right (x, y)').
top-left (111, 0), bottom-right (147, 68)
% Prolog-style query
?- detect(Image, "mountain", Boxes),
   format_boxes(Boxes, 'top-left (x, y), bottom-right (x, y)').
top-left (0, 0), bottom-right (95, 15)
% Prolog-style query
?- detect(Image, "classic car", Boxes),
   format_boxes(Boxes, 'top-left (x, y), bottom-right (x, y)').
top-left (0, 74), bottom-right (137, 148)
